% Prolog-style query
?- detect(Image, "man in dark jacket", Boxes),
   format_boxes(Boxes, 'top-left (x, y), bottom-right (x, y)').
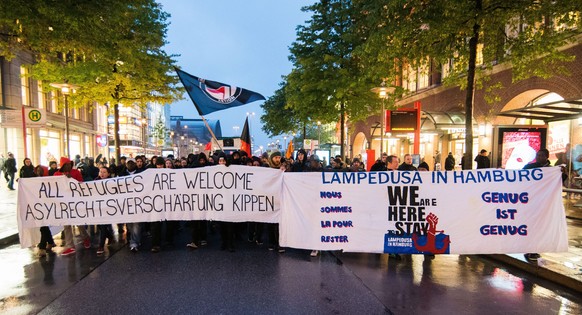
top-left (445, 152), bottom-right (455, 171)
top-left (4, 152), bottom-right (17, 190)
top-left (398, 154), bottom-right (418, 171)
top-left (522, 148), bottom-right (550, 261)
top-left (474, 149), bottom-right (491, 169)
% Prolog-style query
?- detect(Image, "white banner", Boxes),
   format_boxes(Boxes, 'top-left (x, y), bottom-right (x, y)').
top-left (17, 166), bottom-right (568, 254)
top-left (17, 165), bottom-right (282, 247)
top-left (280, 167), bottom-right (568, 255)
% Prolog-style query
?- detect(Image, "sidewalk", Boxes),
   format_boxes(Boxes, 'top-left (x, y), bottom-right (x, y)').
top-left (0, 186), bottom-right (18, 245)
top-left (1, 186), bottom-right (581, 293)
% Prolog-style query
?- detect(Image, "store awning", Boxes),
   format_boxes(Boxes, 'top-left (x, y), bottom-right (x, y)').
top-left (498, 98), bottom-right (582, 122)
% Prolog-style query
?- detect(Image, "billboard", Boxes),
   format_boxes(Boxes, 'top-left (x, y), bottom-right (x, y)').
top-left (497, 126), bottom-right (547, 169)
top-left (386, 110), bottom-right (418, 133)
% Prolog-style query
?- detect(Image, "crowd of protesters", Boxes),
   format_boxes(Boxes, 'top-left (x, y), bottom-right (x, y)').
top-left (6, 145), bottom-right (564, 261)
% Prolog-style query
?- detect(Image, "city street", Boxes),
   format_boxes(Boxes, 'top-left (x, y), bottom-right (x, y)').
top-left (1, 225), bottom-right (581, 315)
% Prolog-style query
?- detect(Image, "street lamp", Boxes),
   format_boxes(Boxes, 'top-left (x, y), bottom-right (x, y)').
top-left (317, 121), bottom-right (321, 145)
top-left (141, 117), bottom-right (147, 156)
top-left (50, 83), bottom-right (78, 159)
top-left (180, 135), bottom-right (185, 157)
top-left (371, 84), bottom-right (395, 156)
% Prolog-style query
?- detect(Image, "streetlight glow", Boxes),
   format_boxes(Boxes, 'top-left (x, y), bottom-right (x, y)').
top-left (371, 84), bottom-right (395, 156)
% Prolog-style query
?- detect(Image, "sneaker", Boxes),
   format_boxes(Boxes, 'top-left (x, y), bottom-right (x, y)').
top-left (524, 253), bottom-right (541, 261)
top-left (151, 246), bottom-right (160, 253)
top-left (200, 240), bottom-right (207, 246)
top-left (83, 237), bottom-right (91, 249)
top-left (130, 246), bottom-right (138, 253)
top-left (46, 244), bottom-right (55, 252)
top-left (268, 246), bottom-right (275, 251)
top-left (61, 247), bottom-right (76, 256)
top-left (38, 249), bottom-right (47, 257)
top-left (96, 247), bottom-right (104, 255)
top-left (310, 250), bottom-right (319, 257)
top-left (186, 242), bottom-right (198, 249)
top-left (278, 247), bottom-right (286, 253)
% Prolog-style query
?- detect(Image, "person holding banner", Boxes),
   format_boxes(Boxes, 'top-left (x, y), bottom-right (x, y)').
top-left (187, 153), bottom-right (211, 250)
top-left (267, 152), bottom-right (285, 253)
top-left (34, 165), bottom-right (56, 257)
top-left (119, 159), bottom-right (143, 253)
top-left (151, 157), bottom-right (178, 253)
top-left (95, 166), bottom-right (115, 255)
top-left (54, 157), bottom-right (91, 256)
top-left (217, 152), bottom-right (237, 252)
top-left (522, 148), bottom-right (551, 262)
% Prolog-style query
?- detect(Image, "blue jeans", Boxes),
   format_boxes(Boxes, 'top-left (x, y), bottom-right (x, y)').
top-left (7, 172), bottom-right (15, 189)
top-left (127, 222), bottom-right (141, 248)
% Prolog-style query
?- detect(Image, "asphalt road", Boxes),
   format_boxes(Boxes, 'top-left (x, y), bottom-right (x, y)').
top-left (1, 223), bottom-right (581, 315)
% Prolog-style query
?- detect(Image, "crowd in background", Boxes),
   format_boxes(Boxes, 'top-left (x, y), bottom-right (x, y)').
top-left (2, 144), bottom-right (579, 259)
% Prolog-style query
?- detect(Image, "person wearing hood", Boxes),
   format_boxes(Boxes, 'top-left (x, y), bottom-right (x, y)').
top-left (292, 149), bottom-right (309, 172)
top-left (54, 157), bottom-right (91, 256)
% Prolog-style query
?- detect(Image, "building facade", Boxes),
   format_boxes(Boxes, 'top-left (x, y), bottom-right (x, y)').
top-left (0, 52), bottom-right (169, 166)
top-left (350, 43), bottom-right (582, 170)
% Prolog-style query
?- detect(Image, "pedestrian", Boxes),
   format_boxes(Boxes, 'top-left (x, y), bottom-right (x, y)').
top-left (0, 153), bottom-right (5, 182)
top-left (460, 153), bottom-right (471, 170)
top-left (150, 156), bottom-right (176, 253)
top-left (474, 149), bottom-right (491, 169)
top-left (444, 152), bottom-right (455, 171)
top-left (48, 160), bottom-right (59, 176)
top-left (95, 166), bottom-right (115, 255)
top-left (187, 153), bottom-right (211, 250)
top-left (267, 151), bottom-right (285, 253)
top-left (348, 158), bottom-right (365, 172)
top-left (54, 157), bottom-right (91, 256)
top-left (398, 154), bottom-right (418, 171)
top-left (18, 157), bottom-right (35, 179)
top-left (4, 152), bottom-right (17, 190)
top-left (386, 155), bottom-right (399, 171)
top-left (291, 149), bottom-right (309, 172)
top-left (34, 165), bottom-right (56, 257)
top-left (522, 148), bottom-right (551, 262)
top-left (433, 150), bottom-right (441, 170)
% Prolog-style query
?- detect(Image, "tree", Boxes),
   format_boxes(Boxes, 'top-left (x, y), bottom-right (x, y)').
top-left (286, 0), bottom-right (380, 158)
top-left (354, 0), bottom-right (581, 169)
top-left (261, 82), bottom-right (302, 137)
top-left (0, 0), bottom-right (182, 161)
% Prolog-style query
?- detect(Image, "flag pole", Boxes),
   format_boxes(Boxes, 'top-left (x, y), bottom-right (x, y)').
top-left (199, 114), bottom-right (223, 152)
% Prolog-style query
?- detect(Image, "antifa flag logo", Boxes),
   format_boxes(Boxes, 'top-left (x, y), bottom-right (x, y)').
top-left (175, 68), bottom-right (265, 116)
top-left (199, 79), bottom-right (243, 104)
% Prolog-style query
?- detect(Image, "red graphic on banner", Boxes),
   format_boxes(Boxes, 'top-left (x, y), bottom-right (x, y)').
top-left (412, 213), bottom-right (450, 254)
